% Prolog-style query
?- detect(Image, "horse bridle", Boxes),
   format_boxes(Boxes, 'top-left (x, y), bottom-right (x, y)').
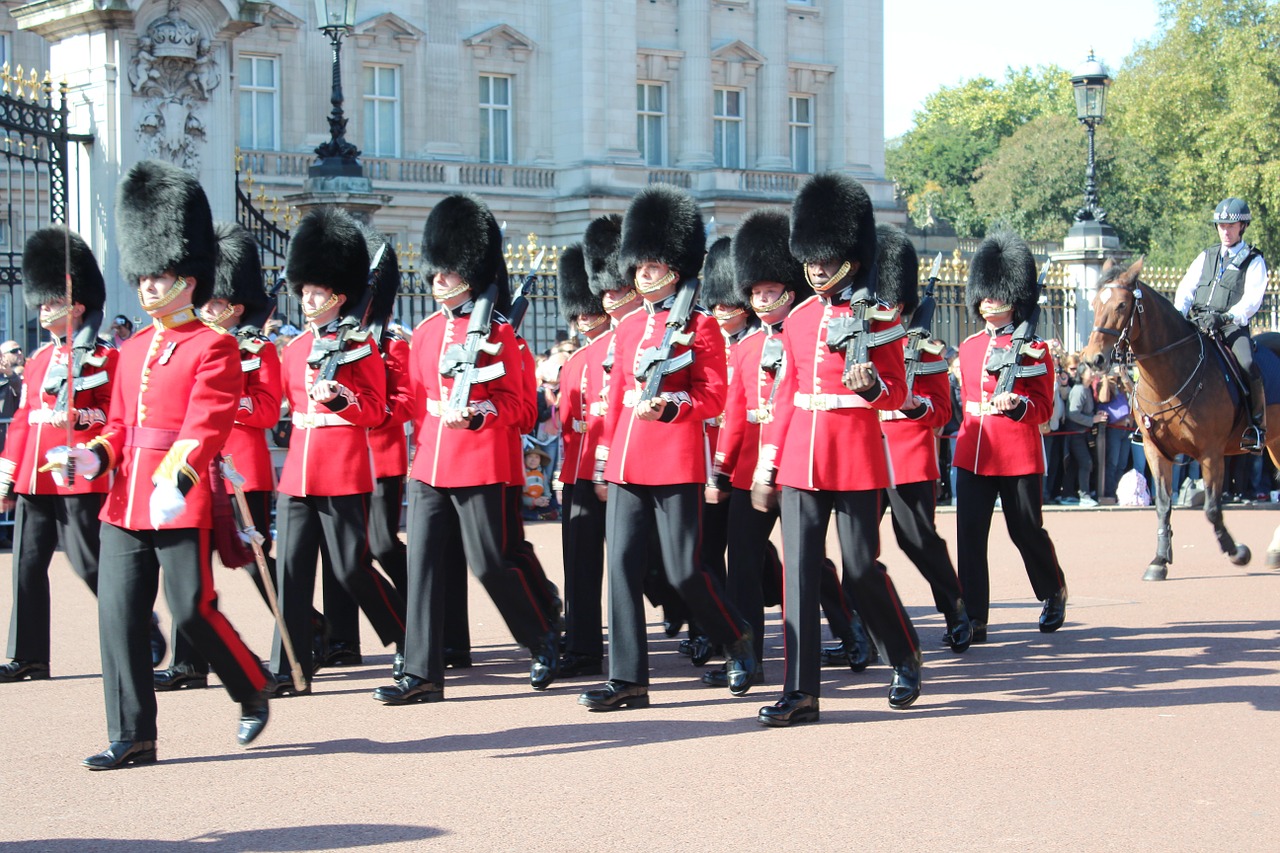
top-left (1091, 279), bottom-right (1199, 362)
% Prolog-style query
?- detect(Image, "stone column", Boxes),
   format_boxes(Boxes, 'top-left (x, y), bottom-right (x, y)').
top-left (675, 0), bottom-right (713, 169)
top-left (754, 0), bottom-right (790, 171)
top-left (1051, 220), bottom-right (1131, 351)
top-left (423, 0), bottom-right (464, 160)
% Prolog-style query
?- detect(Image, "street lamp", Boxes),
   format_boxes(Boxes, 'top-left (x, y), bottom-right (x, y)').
top-left (1070, 50), bottom-right (1112, 223)
top-left (311, 0), bottom-right (362, 178)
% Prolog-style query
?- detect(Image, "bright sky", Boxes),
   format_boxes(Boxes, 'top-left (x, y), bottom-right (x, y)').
top-left (883, 0), bottom-right (1164, 139)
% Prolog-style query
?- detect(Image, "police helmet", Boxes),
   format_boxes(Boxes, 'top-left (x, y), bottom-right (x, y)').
top-left (1213, 198), bottom-right (1252, 223)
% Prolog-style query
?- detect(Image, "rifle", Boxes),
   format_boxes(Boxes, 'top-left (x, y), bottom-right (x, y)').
top-left (824, 251), bottom-right (904, 382)
top-left (634, 276), bottom-right (698, 404)
top-left (507, 247), bottom-right (546, 334)
top-left (439, 281), bottom-right (504, 413)
top-left (904, 253), bottom-right (947, 395)
top-left (986, 263), bottom-right (1050, 396)
top-left (307, 243), bottom-right (385, 388)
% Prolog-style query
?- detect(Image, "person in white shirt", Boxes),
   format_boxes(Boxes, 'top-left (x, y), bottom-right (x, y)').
top-left (1173, 197), bottom-right (1269, 450)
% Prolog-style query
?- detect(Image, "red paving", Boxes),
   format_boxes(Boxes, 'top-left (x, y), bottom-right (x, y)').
top-left (0, 503), bottom-right (1278, 851)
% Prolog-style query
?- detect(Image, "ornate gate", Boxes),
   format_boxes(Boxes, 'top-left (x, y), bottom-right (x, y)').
top-left (0, 64), bottom-right (83, 349)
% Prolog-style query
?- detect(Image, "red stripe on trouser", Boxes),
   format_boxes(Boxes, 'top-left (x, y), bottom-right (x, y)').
top-left (195, 528), bottom-right (267, 691)
top-left (498, 490), bottom-right (550, 634)
top-left (693, 497), bottom-right (741, 641)
top-left (358, 495), bottom-right (405, 632)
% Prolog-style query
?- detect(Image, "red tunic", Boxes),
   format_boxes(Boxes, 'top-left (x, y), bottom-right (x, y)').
top-left (715, 327), bottom-right (776, 491)
top-left (557, 331), bottom-right (611, 485)
top-left (221, 334), bottom-right (281, 494)
top-left (761, 295), bottom-right (907, 492)
top-left (507, 336), bottom-right (539, 488)
top-left (881, 350), bottom-right (952, 485)
top-left (600, 305), bottom-right (726, 486)
top-left (0, 339), bottom-right (116, 496)
top-left (953, 328), bottom-right (1054, 477)
top-left (92, 316), bottom-right (240, 530)
top-left (409, 309), bottom-right (524, 488)
top-left (368, 335), bottom-right (412, 480)
top-left (278, 326), bottom-right (386, 497)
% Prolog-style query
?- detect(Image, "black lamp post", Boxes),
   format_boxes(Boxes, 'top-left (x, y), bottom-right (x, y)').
top-left (1070, 51), bottom-right (1112, 223)
top-left (311, 0), bottom-right (362, 178)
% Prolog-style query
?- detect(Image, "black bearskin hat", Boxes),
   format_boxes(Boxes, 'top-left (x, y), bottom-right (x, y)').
top-left (732, 208), bottom-right (809, 305)
top-left (619, 185), bottom-right (706, 283)
top-left (966, 231), bottom-right (1038, 322)
top-left (212, 222), bottom-right (272, 329)
top-left (875, 224), bottom-right (919, 318)
top-left (360, 226), bottom-right (401, 328)
top-left (421, 193), bottom-right (505, 293)
top-left (789, 172), bottom-right (877, 274)
top-left (583, 214), bottom-right (627, 297)
top-left (117, 159), bottom-right (217, 305)
top-left (22, 226), bottom-right (106, 311)
top-left (285, 207), bottom-right (369, 315)
top-left (557, 243), bottom-right (603, 323)
top-left (700, 237), bottom-right (743, 310)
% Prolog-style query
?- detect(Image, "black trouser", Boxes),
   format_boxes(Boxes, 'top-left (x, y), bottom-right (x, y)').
top-left (170, 489), bottom-right (274, 673)
top-left (322, 476), bottom-right (407, 650)
top-left (562, 481), bottom-right (607, 659)
top-left (880, 480), bottom-right (963, 615)
top-left (271, 493), bottom-right (405, 680)
top-left (403, 481), bottom-right (550, 683)
top-left (6, 493), bottom-right (102, 662)
top-left (725, 488), bottom-right (773, 663)
top-left (780, 487), bottom-right (920, 697)
top-left (1064, 432), bottom-right (1093, 494)
top-left (439, 510), bottom-right (470, 654)
top-left (701, 497), bottom-right (729, 586)
top-left (955, 468), bottom-right (1067, 627)
top-left (98, 525), bottom-right (265, 741)
top-left (504, 484), bottom-right (555, 616)
top-left (1226, 324), bottom-right (1265, 422)
top-left (605, 482), bottom-right (745, 686)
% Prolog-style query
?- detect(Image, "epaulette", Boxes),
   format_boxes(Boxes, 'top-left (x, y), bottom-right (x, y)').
top-left (962, 330), bottom-right (986, 344)
top-left (32, 341), bottom-right (54, 359)
top-left (200, 319), bottom-right (228, 335)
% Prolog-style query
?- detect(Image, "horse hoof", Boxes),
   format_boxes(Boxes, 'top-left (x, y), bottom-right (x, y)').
top-left (1267, 550), bottom-right (1280, 570)
top-left (1143, 565), bottom-right (1168, 582)
top-left (1230, 544), bottom-right (1252, 566)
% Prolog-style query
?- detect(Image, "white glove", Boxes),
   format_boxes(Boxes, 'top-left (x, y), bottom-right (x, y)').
top-left (149, 481), bottom-right (186, 528)
top-left (44, 446), bottom-right (100, 486)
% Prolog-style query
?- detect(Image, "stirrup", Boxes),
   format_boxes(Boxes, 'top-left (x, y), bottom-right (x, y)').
top-left (1241, 425), bottom-right (1266, 453)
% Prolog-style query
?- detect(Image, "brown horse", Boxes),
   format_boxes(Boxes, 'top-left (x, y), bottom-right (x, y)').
top-left (1081, 257), bottom-right (1280, 581)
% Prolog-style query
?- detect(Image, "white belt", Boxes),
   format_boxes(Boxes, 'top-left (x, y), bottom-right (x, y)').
top-left (588, 401), bottom-right (607, 417)
top-left (622, 389), bottom-right (640, 408)
top-left (879, 410), bottom-right (909, 422)
top-left (27, 408), bottom-right (60, 425)
top-left (705, 414), bottom-right (724, 428)
top-left (965, 401), bottom-right (999, 416)
top-left (292, 411), bottom-right (351, 428)
top-left (571, 419), bottom-right (589, 434)
top-left (793, 392), bottom-right (872, 412)
top-left (746, 406), bottom-right (772, 425)
top-left (425, 399), bottom-right (449, 417)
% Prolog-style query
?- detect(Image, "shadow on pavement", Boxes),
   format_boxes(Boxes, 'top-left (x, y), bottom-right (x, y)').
top-left (0, 824), bottom-right (443, 852)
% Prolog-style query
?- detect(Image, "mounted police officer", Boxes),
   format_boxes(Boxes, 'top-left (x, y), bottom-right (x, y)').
top-left (1174, 197), bottom-right (1269, 451)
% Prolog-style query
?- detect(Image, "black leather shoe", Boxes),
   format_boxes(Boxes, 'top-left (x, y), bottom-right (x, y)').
top-left (266, 672), bottom-right (310, 697)
top-left (83, 740), bottom-right (157, 770)
top-left (237, 694), bottom-right (269, 746)
top-left (443, 647), bottom-right (473, 669)
top-left (970, 621), bottom-right (988, 643)
top-left (392, 650), bottom-right (405, 680)
top-left (558, 653), bottom-right (603, 678)
top-left (702, 664), bottom-right (763, 689)
top-left (578, 680), bottom-right (649, 711)
top-left (530, 632), bottom-right (560, 691)
top-left (687, 635), bottom-right (716, 668)
top-left (888, 654), bottom-right (922, 709)
top-left (758, 692), bottom-right (819, 727)
top-left (944, 600), bottom-right (973, 653)
top-left (1039, 587), bottom-right (1068, 633)
top-left (320, 641), bottom-right (363, 668)
top-left (0, 659), bottom-right (50, 682)
top-left (663, 614), bottom-right (685, 639)
top-left (819, 642), bottom-right (851, 668)
top-left (724, 631), bottom-right (759, 696)
top-left (373, 675), bottom-right (444, 705)
top-left (149, 613), bottom-right (166, 667)
top-left (152, 666), bottom-right (208, 691)
top-left (846, 617), bottom-right (877, 672)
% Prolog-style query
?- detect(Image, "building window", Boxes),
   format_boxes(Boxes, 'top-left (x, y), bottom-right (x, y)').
top-left (479, 74), bottom-right (512, 164)
top-left (713, 88), bottom-right (745, 169)
top-left (238, 55), bottom-right (280, 151)
top-left (0, 34), bottom-right (9, 70)
top-left (637, 83), bottom-right (666, 167)
top-left (363, 64), bottom-right (400, 158)
top-left (789, 95), bottom-right (814, 173)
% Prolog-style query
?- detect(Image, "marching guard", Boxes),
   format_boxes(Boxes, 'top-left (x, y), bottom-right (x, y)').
top-left (55, 160), bottom-right (270, 767)
top-left (269, 207), bottom-right (406, 695)
top-left (754, 173), bottom-right (922, 726)
top-left (0, 227), bottom-right (115, 683)
top-left (579, 185), bottom-right (758, 711)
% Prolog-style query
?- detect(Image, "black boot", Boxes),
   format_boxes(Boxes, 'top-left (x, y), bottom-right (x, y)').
top-left (1244, 372), bottom-right (1267, 452)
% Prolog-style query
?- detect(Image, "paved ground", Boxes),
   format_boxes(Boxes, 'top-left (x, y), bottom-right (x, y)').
top-left (0, 503), bottom-right (1278, 852)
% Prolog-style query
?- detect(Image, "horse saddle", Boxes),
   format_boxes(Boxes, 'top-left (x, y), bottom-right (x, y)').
top-left (1205, 332), bottom-right (1280, 412)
